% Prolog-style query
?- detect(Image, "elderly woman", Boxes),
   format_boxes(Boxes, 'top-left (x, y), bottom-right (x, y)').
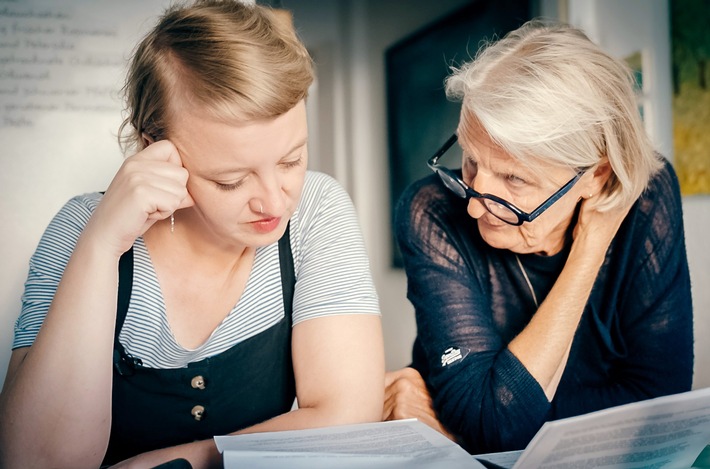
top-left (0, 2), bottom-right (384, 468)
top-left (384, 20), bottom-right (693, 454)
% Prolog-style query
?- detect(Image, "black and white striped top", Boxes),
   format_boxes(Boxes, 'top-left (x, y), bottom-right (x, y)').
top-left (14, 171), bottom-right (380, 369)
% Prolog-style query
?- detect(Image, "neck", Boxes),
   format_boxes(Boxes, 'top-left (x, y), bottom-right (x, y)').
top-left (145, 215), bottom-right (252, 271)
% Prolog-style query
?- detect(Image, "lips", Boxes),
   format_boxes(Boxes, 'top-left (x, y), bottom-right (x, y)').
top-left (250, 216), bottom-right (281, 234)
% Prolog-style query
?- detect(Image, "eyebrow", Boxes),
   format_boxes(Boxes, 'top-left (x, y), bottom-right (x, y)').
top-left (203, 138), bottom-right (307, 179)
top-left (461, 142), bottom-right (538, 182)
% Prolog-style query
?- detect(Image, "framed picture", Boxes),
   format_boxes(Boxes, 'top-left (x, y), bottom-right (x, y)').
top-left (671, 0), bottom-right (710, 195)
top-left (385, 0), bottom-right (530, 267)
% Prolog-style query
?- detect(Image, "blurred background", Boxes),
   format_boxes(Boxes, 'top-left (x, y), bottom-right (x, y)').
top-left (0, 0), bottom-right (707, 389)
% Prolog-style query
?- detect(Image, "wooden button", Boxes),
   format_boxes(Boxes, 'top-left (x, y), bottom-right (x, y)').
top-left (191, 375), bottom-right (206, 390)
top-left (191, 405), bottom-right (205, 421)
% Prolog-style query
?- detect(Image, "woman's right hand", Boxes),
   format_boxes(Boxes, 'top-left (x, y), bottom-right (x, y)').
top-left (84, 140), bottom-right (194, 257)
top-left (383, 367), bottom-right (456, 441)
top-left (573, 191), bottom-right (633, 253)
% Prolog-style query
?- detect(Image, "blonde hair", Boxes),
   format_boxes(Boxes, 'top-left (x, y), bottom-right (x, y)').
top-left (446, 20), bottom-right (662, 211)
top-left (118, 0), bottom-right (314, 153)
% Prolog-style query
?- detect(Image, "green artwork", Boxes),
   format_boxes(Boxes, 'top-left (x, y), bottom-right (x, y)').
top-left (671, 0), bottom-right (710, 195)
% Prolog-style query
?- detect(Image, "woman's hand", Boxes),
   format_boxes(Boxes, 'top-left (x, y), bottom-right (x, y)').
top-left (509, 185), bottom-right (636, 401)
top-left (574, 188), bottom-right (634, 250)
top-left (85, 140), bottom-right (194, 258)
top-left (383, 367), bottom-right (456, 441)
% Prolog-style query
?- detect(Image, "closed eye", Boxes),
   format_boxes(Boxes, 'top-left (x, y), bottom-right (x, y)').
top-left (215, 178), bottom-right (246, 191)
top-left (216, 182), bottom-right (243, 191)
top-left (505, 173), bottom-right (527, 186)
top-left (281, 156), bottom-right (303, 169)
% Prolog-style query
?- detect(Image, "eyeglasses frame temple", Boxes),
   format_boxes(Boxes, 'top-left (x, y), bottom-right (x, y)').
top-left (524, 171), bottom-right (585, 223)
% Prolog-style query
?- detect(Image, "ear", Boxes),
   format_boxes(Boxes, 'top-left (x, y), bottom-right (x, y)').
top-left (585, 157), bottom-right (613, 198)
top-left (141, 132), bottom-right (155, 148)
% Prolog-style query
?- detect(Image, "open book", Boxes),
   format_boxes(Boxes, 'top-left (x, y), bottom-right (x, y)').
top-left (214, 387), bottom-right (710, 469)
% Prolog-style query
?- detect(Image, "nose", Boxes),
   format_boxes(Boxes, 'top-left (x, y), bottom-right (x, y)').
top-left (467, 197), bottom-right (487, 219)
top-left (466, 172), bottom-right (496, 219)
top-left (252, 172), bottom-right (286, 216)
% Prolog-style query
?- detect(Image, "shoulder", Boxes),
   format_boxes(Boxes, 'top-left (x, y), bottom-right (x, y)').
top-left (300, 170), bottom-right (351, 207)
top-left (395, 173), bottom-right (473, 244)
top-left (396, 174), bottom-right (449, 218)
top-left (619, 157), bottom-right (687, 271)
top-left (53, 192), bottom-right (104, 223)
top-left (45, 192), bottom-right (103, 228)
top-left (632, 158), bottom-right (684, 238)
top-left (639, 158), bottom-right (682, 209)
top-left (38, 192), bottom-right (103, 244)
top-left (30, 192), bottom-right (104, 268)
top-left (291, 171), bottom-right (356, 229)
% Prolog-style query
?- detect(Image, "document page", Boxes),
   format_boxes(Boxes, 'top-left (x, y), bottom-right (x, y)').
top-left (513, 387), bottom-right (710, 468)
top-left (214, 419), bottom-right (485, 469)
top-left (474, 450), bottom-right (523, 469)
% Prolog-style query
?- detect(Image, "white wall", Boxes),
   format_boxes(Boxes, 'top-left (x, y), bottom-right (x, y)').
top-left (0, 0), bottom-right (170, 386)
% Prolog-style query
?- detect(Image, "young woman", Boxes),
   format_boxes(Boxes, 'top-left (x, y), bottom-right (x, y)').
top-left (0, 2), bottom-right (384, 468)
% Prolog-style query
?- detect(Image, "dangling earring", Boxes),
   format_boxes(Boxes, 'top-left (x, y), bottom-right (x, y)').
top-left (170, 213), bottom-right (175, 233)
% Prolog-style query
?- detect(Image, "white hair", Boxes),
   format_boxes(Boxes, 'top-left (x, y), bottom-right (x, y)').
top-left (446, 20), bottom-right (663, 211)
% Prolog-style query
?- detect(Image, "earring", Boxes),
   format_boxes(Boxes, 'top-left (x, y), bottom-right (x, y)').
top-left (170, 213), bottom-right (175, 233)
top-left (589, 193), bottom-right (593, 198)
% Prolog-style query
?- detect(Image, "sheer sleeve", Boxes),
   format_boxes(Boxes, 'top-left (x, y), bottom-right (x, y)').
top-left (552, 159), bottom-right (693, 417)
top-left (395, 176), bottom-right (550, 453)
top-left (396, 162), bottom-right (693, 454)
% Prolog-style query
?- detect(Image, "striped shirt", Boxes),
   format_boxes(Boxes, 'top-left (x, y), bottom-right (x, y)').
top-left (14, 171), bottom-right (380, 369)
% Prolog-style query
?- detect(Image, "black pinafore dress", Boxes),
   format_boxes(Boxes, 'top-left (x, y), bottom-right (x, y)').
top-left (102, 225), bottom-right (296, 466)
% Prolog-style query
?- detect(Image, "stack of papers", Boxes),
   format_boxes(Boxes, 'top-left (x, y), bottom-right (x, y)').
top-left (215, 419), bottom-right (483, 468)
top-left (215, 387), bottom-right (710, 469)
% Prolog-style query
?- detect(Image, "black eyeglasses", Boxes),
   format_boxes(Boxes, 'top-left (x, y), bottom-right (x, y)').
top-left (427, 134), bottom-right (584, 226)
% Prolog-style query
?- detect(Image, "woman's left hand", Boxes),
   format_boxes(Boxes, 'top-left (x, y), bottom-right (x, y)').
top-left (383, 367), bottom-right (456, 441)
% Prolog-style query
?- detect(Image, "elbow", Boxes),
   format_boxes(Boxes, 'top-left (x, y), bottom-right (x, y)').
top-left (0, 419), bottom-right (109, 469)
top-left (325, 390), bottom-right (385, 426)
top-left (0, 443), bottom-right (107, 469)
top-left (349, 390), bottom-right (385, 423)
top-left (300, 385), bottom-right (384, 427)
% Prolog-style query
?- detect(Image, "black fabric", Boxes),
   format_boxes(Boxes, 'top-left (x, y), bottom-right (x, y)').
top-left (104, 224), bottom-right (295, 465)
top-left (396, 160), bottom-right (693, 453)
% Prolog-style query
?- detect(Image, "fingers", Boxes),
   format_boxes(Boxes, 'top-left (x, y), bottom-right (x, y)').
top-left (383, 367), bottom-right (434, 420)
top-left (85, 140), bottom-right (193, 256)
top-left (382, 368), bottom-right (456, 441)
top-left (135, 139), bottom-right (193, 209)
top-left (384, 367), bottom-right (422, 387)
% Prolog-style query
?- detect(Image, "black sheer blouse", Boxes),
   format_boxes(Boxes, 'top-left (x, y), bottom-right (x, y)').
top-left (396, 159), bottom-right (693, 454)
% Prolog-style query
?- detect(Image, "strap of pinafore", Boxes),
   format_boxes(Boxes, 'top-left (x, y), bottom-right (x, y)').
top-left (112, 222), bottom-right (295, 375)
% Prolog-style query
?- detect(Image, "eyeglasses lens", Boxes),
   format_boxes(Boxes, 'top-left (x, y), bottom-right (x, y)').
top-left (437, 171), bottom-right (467, 199)
top-left (482, 199), bottom-right (518, 223)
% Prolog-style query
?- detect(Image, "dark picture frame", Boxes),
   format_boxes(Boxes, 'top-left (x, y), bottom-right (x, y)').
top-left (385, 0), bottom-right (530, 267)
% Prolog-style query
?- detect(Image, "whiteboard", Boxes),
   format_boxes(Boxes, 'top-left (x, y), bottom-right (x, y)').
top-left (0, 0), bottom-right (170, 385)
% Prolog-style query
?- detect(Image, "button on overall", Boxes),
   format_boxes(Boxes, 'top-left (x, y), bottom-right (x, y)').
top-left (191, 405), bottom-right (205, 421)
top-left (191, 375), bottom-right (206, 390)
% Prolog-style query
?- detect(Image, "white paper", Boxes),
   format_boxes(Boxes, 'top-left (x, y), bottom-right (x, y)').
top-left (215, 419), bottom-right (485, 469)
top-left (513, 387), bottom-right (710, 468)
top-left (474, 450), bottom-right (523, 468)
